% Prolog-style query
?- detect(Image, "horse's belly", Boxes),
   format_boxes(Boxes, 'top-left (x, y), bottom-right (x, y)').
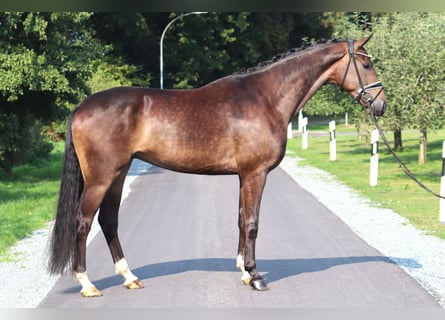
top-left (135, 146), bottom-right (238, 175)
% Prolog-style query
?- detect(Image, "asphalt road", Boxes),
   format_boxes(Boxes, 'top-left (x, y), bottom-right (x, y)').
top-left (39, 164), bottom-right (439, 308)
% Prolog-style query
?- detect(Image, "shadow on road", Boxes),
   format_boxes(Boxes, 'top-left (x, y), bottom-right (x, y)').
top-left (61, 256), bottom-right (421, 294)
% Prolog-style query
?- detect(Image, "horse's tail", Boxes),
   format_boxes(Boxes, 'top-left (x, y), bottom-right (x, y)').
top-left (48, 114), bottom-right (83, 275)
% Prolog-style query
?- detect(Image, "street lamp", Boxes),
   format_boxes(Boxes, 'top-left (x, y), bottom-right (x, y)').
top-left (160, 12), bottom-right (207, 89)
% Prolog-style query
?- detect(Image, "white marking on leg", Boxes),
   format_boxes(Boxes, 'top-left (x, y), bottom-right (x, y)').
top-left (74, 271), bottom-right (102, 296)
top-left (115, 258), bottom-right (138, 286)
top-left (236, 254), bottom-right (252, 284)
top-left (74, 271), bottom-right (94, 290)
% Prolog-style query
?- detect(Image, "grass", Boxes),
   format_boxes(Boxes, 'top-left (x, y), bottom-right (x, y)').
top-left (286, 122), bottom-right (445, 240)
top-left (0, 142), bottom-right (64, 261)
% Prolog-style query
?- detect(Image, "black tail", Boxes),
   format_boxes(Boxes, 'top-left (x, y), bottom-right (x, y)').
top-left (48, 115), bottom-right (83, 275)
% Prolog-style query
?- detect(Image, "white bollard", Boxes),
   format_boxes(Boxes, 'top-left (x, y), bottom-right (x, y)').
top-left (329, 121), bottom-right (336, 161)
top-left (440, 141), bottom-right (445, 223)
top-left (369, 129), bottom-right (379, 187)
top-left (298, 110), bottom-right (304, 132)
top-left (302, 117), bottom-right (308, 150)
top-left (287, 123), bottom-right (293, 139)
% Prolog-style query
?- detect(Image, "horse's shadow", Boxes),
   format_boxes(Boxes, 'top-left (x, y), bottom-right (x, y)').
top-left (62, 256), bottom-right (421, 294)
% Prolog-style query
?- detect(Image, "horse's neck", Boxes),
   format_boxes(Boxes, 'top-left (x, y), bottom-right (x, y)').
top-left (263, 45), bottom-right (345, 123)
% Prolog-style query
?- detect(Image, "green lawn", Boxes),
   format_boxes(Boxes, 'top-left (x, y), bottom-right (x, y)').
top-left (286, 124), bottom-right (445, 240)
top-left (0, 142), bottom-right (63, 261)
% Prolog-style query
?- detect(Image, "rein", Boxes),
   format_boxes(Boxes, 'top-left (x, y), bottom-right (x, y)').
top-left (370, 109), bottom-right (445, 200)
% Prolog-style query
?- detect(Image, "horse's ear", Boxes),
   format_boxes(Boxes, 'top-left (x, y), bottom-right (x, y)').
top-left (357, 34), bottom-right (373, 48)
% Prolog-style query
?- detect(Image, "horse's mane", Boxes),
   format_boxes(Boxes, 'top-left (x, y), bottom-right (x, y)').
top-left (236, 38), bottom-right (343, 75)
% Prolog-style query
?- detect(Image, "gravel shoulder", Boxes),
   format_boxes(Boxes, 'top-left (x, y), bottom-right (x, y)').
top-left (1, 157), bottom-right (445, 307)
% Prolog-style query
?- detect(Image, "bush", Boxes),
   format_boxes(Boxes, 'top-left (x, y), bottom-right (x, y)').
top-left (0, 113), bottom-right (53, 173)
top-left (0, 113), bottom-right (21, 172)
top-left (43, 119), bottom-right (68, 142)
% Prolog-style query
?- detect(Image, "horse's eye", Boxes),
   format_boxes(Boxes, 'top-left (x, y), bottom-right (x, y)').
top-left (363, 63), bottom-right (371, 70)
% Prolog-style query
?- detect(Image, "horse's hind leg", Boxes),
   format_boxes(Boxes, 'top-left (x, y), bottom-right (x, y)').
top-left (74, 183), bottom-right (110, 297)
top-left (98, 166), bottom-right (143, 290)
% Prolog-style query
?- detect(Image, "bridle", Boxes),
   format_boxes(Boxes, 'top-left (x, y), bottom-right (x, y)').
top-left (340, 40), bottom-right (384, 106)
top-left (340, 41), bottom-right (445, 200)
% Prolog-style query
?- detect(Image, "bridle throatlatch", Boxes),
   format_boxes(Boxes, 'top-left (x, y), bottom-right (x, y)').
top-left (343, 39), bottom-right (444, 200)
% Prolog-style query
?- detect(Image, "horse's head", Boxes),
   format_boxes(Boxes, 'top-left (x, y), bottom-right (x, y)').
top-left (335, 35), bottom-right (387, 116)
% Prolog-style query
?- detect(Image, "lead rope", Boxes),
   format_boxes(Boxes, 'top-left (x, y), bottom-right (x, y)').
top-left (369, 108), bottom-right (445, 199)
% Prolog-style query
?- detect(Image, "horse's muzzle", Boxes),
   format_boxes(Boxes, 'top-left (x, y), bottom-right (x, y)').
top-left (369, 99), bottom-right (387, 116)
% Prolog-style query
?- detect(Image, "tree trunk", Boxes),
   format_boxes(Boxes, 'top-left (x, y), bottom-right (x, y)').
top-left (355, 121), bottom-right (362, 141)
top-left (418, 129), bottom-right (427, 165)
top-left (393, 129), bottom-right (403, 151)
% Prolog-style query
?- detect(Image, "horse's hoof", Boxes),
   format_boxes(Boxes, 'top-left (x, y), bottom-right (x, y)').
top-left (126, 279), bottom-right (144, 289)
top-left (250, 279), bottom-right (268, 291)
top-left (80, 286), bottom-right (103, 297)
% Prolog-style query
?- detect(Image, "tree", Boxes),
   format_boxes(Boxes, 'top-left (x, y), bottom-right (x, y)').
top-left (367, 13), bottom-right (445, 163)
top-left (0, 13), bottom-right (108, 115)
top-left (305, 12), bottom-right (445, 162)
top-left (152, 12), bottom-right (296, 89)
top-left (91, 13), bottom-right (336, 89)
top-left (0, 12), bottom-right (109, 171)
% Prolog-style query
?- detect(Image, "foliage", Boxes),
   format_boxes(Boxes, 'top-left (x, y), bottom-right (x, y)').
top-left (0, 113), bottom-right (21, 172)
top-left (0, 12), bottom-right (109, 171)
top-left (162, 12), bottom-right (336, 89)
top-left (0, 113), bottom-right (52, 173)
top-left (91, 13), bottom-right (336, 89)
top-left (366, 13), bottom-right (445, 162)
top-left (304, 13), bottom-right (445, 160)
top-left (0, 13), bottom-right (107, 110)
top-left (367, 13), bottom-right (445, 133)
top-left (87, 58), bottom-right (139, 94)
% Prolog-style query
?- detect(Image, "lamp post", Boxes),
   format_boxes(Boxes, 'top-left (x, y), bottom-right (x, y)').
top-left (160, 12), bottom-right (207, 89)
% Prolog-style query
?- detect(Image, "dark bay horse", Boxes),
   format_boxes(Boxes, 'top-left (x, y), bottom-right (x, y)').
top-left (48, 36), bottom-right (386, 297)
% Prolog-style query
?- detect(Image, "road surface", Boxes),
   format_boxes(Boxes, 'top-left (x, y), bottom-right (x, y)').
top-left (39, 164), bottom-right (439, 308)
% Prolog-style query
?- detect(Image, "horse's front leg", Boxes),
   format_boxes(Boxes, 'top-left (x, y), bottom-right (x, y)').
top-left (236, 192), bottom-right (251, 285)
top-left (236, 171), bottom-right (268, 291)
